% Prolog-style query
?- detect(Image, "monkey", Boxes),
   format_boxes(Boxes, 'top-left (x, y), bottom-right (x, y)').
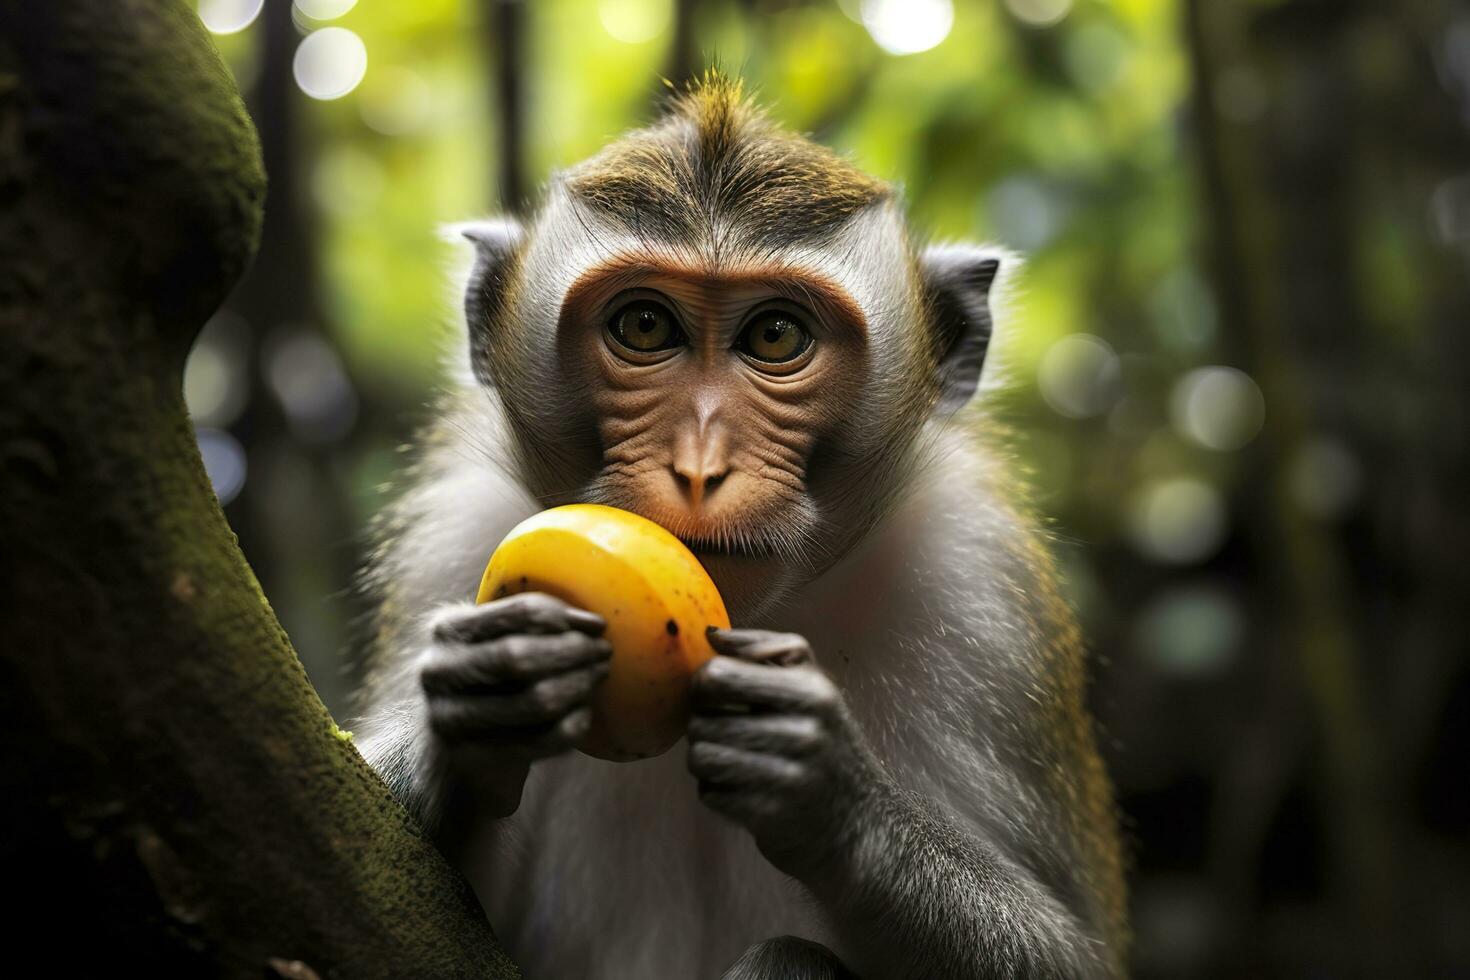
top-left (354, 72), bottom-right (1127, 980)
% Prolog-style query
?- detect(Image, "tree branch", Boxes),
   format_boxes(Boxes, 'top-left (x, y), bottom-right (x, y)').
top-left (0, 3), bottom-right (518, 975)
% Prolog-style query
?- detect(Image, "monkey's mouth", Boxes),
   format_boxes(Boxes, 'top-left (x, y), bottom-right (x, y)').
top-left (677, 535), bottom-right (770, 559)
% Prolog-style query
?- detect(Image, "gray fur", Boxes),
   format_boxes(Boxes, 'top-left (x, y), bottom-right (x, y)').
top-left (354, 102), bottom-right (1124, 980)
top-left (355, 412), bottom-right (1124, 978)
top-left (722, 936), bottom-right (856, 980)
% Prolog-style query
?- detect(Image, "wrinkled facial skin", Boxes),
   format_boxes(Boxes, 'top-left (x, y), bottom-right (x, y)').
top-left (553, 260), bottom-right (871, 617)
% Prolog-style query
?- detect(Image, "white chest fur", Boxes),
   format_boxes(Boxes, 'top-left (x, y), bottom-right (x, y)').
top-left (471, 748), bottom-right (826, 980)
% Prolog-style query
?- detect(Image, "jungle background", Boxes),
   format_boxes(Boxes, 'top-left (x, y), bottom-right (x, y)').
top-left (191, 0), bottom-right (1470, 975)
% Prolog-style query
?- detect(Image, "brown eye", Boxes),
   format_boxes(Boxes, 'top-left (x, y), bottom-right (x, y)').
top-left (736, 311), bottom-right (812, 365)
top-left (609, 300), bottom-right (684, 354)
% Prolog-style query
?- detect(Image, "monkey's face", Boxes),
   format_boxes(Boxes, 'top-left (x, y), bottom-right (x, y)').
top-left (468, 85), bottom-right (1002, 619)
top-left (550, 258), bottom-right (886, 616)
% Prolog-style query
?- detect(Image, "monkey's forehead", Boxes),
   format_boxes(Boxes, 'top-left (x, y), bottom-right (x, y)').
top-left (516, 188), bottom-right (917, 340)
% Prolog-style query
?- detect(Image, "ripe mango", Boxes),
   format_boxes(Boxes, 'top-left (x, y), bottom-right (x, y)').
top-left (477, 504), bottom-right (730, 761)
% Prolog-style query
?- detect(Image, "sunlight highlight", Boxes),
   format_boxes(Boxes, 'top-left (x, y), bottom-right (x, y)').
top-left (294, 0), bottom-right (358, 20)
top-left (599, 0), bottom-right (672, 44)
top-left (293, 27), bottom-right (368, 101)
top-left (199, 0), bottom-right (264, 35)
top-left (1005, 0), bottom-right (1073, 28)
top-left (861, 0), bottom-right (953, 56)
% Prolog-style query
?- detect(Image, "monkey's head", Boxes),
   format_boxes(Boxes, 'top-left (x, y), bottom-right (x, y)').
top-left (460, 73), bottom-right (1003, 619)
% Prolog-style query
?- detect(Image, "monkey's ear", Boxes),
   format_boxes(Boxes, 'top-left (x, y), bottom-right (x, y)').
top-left (449, 218), bottom-right (525, 375)
top-left (920, 244), bottom-right (1005, 412)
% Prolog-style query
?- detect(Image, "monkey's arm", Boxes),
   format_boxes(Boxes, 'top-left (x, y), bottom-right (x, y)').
top-left (808, 781), bottom-right (1108, 980)
top-left (689, 630), bottom-right (1113, 980)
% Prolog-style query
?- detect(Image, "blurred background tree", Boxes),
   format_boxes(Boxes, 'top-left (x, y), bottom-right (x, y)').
top-left (190, 0), bottom-right (1470, 975)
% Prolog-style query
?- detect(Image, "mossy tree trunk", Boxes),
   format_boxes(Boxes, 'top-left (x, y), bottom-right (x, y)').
top-left (0, 3), bottom-right (518, 976)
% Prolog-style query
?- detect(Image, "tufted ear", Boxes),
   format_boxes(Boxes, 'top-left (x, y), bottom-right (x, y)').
top-left (920, 244), bottom-right (1005, 412)
top-left (452, 218), bottom-right (524, 382)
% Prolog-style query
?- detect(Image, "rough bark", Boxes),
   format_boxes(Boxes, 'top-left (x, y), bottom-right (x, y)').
top-left (0, 3), bottom-right (518, 976)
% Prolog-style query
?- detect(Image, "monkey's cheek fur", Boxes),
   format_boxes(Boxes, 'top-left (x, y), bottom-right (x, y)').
top-left (478, 503), bottom-right (731, 762)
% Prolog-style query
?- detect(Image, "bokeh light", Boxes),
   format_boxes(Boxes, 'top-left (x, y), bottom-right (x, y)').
top-left (184, 312), bottom-right (251, 428)
top-left (1430, 175), bottom-right (1470, 244)
top-left (1065, 22), bottom-right (1130, 95)
top-left (1004, 0), bottom-right (1073, 29)
top-left (1134, 585), bottom-right (1244, 675)
top-left (1132, 878), bottom-right (1223, 976)
top-left (196, 427), bottom-right (248, 505)
top-left (198, 0), bottom-right (264, 35)
top-left (988, 175), bottom-right (1069, 251)
top-left (1438, 20), bottom-right (1470, 100)
top-left (293, 27), bottom-right (368, 101)
top-left (860, 0), bottom-right (953, 56)
top-left (294, 0), bottom-right (358, 21)
top-left (265, 332), bottom-right (358, 444)
top-left (1149, 267), bottom-right (1219, 352)
top-left (1038, 334), bottom-right (1122, 419)
top-left (1129, 477), bottom-right (1228, 565)
top-left (1169, 366), bottom-right (1266, 451)
top-left (599, 0), bottom-right (672, 44)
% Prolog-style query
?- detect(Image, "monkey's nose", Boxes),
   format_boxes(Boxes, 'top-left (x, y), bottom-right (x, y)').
top-left (671, 429), bottom-right (730, 509)
top-left (671, 458), bottom-right (729, 509)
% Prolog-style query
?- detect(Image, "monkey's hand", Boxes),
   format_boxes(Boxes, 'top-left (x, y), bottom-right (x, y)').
top-left (687, 628), bottom-right (885, 879)
top-left (420, 593), bottom-right (610, 817)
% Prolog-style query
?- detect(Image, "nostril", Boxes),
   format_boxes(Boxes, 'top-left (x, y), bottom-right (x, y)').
top-left (670, 464), bottom-right (728, 507)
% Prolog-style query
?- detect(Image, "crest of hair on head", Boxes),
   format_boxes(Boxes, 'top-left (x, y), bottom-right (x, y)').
top-left (563, 67), bottom-right (891, 256)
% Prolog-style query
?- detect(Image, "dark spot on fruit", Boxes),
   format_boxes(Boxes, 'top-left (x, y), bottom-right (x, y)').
top-left (494, 585), bottom-right (508, 599)
top-left (666, 619), bottom-right (679, 636)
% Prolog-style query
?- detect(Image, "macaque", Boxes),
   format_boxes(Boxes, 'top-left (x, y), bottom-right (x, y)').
top-left (356, 73), bottom-right (1126, 979)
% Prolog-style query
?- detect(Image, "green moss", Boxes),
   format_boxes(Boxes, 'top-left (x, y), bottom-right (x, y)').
top-left (0, 3), bottom-right (517, 976)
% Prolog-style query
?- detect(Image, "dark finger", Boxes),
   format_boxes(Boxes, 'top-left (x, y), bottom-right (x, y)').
top-left (518, 706), bottom-right (593, 754)
top-left (688, 741), bottom-right (803, 787)
top-left (422, 634), bottom-right (611, 694)
top-left (431, 706), bottom-right (593, 753)
top-left (696, 787), bottom-right (785, 827)
top-left (691, 657), bottom-right (839, 715)
top-left (706, 628), bottom-right (813, 666)
top-left (686, 714), bottom-right (824, 757)
top-left (429, 662), bottom-right (608, 730)
top-left (432, 593), bottom-right (606, 644)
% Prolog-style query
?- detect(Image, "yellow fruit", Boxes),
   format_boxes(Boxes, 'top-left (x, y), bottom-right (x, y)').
top-left (477, 504), bottom-right (730, 762)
